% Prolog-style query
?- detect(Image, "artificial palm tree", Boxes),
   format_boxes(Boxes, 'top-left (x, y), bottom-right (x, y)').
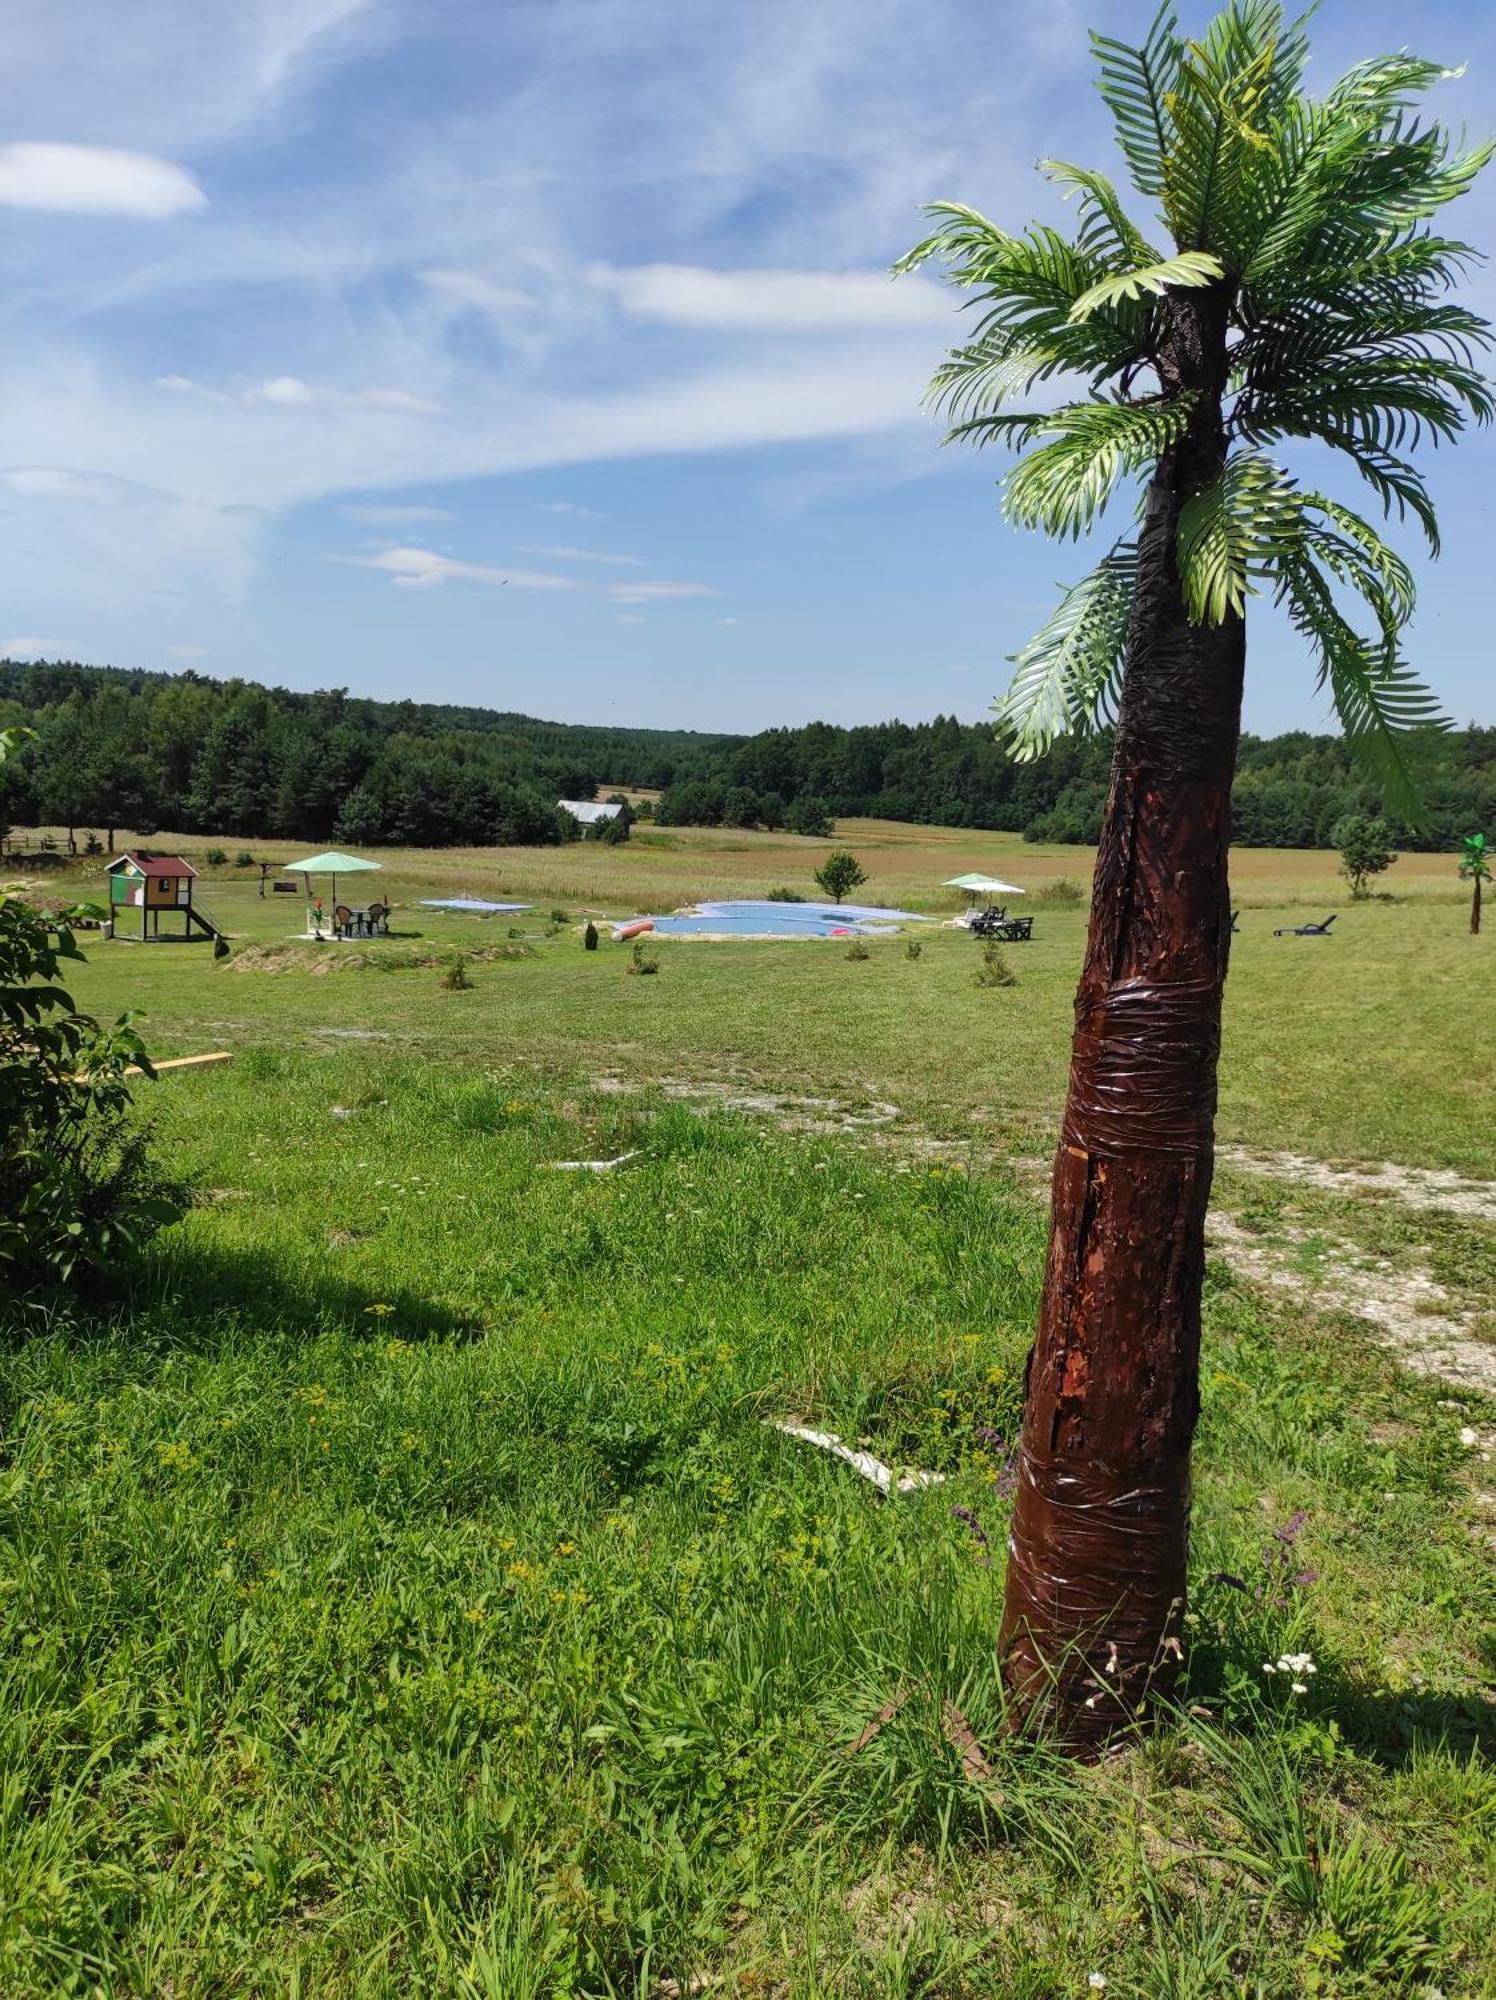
top-left (1459, 832), bottom-right (1492, 934)
top-left (900, 0), bottom-right (1492, 1749)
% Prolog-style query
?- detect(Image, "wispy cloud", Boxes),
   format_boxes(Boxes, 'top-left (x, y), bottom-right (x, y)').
top-left (606, 579), bottom-right (716, 606)
top-left (3, 635), bottom-right (63, 659)
top-left (589, 262), bottom-right (949, 331)
top-left (0, 143), bottom-right (206, 217)
top-left (352, 546), bottom-right (580, 591)
top-left (342, 503), bottom-right (453, 524)
top-left (523, 544), bottom-right (642, 566)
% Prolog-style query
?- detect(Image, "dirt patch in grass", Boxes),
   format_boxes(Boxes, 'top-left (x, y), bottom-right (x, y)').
top-left (1219, 1146), bottom-right (1496, 1224)
top-left (590, 1072), bottom-right (900, 1136)
top-left (1205, 1213), bottom-right (1496, 1393)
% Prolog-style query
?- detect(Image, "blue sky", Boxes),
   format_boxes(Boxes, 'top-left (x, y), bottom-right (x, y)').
top-left (2, 0), bottom-right (1494, 735)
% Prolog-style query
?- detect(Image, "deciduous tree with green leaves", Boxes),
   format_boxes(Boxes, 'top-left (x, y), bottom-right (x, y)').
top-left (900, 0), bottom-right (1491, 1747)
top-left (1333, 812), bottom-right (1398, 897)
top-left (1458, 831), bottom-right (1491, 934)
top-left (814, 851), bottom-right (869, 903)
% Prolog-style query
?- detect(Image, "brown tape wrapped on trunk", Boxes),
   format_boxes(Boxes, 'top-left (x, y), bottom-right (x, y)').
top-left (998, 283), bottom-right (1245, 1751)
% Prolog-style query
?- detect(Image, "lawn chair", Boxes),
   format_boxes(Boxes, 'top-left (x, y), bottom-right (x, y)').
top-left (367, 901), bottom-right (389, 935)
top-left (968, 905), bottom-right (1007, 936)
top-left (1273, 913), bottom-right (1337, 937)
top-left (332, 903), bottom-right (354, 938)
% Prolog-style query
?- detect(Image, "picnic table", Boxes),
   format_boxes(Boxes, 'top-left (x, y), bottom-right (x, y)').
top-left (971, 907), bottom-right (1033, 941)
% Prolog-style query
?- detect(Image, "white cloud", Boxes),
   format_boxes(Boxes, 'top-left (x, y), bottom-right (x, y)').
top-left (589, 263), bottom-right (950, 332)
top-left (719, 616), bottom-right (741, 627)
top-left (342, 503), bottom-right (454, 524)
top-left (257, 375), bottom-right (315, 406)
top-left (538, 502), bottom-right (602, 519)
top-left (3, 635), bottom-right (62, 659)
top-left (354, 546), bottom-right (580, 592)
top-left (0, 143), bottom-right (205, 218)
top-left (606, 579), bottom-right (716, 606)
top-left (524, 544), bottom-right (642, 566)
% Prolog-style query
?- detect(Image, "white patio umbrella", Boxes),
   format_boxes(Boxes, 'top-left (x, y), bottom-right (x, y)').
top-left (942, 872), bottom-right (1026, 900)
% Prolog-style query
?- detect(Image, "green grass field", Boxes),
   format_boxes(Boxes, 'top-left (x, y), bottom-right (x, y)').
top-left (3, 821), bottom-right (1493, 1995)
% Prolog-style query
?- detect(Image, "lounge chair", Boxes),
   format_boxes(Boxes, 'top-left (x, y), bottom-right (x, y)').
top-left (1273, 913), bottom-right (1337, 937)
top-left (333, 903), bottom-right (354, 938)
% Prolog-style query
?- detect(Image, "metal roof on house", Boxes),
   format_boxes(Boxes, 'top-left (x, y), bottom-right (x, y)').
top-left (558, 799), bottom-right (623, 824)
top-left (105, 850), bottom-right (199, 879)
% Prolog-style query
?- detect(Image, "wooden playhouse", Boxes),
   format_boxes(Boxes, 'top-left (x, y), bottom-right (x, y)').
top-left (105, 851), bottom-right (223, 943)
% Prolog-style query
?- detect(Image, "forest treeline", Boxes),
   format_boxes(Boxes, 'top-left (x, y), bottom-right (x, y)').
top-left (1, 658), bottom-right (1491, 851)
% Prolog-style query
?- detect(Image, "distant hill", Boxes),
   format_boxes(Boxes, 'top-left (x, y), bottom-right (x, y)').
top-left (1, 656), bottom-right (1491, 851)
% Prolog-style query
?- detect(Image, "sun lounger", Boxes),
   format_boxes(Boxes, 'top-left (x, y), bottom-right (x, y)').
top-left (1273, 914), bottom-right (1337, 936)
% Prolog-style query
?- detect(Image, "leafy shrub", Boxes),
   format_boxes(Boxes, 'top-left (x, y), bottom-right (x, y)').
top-left (1036, 876), bottom-right (1084, 905)
top-left (905, 939), bottom-right (922, 960)
top-left (974, 942), bottom-right (1017, 988)
top-left (0, 887), bottom-right (189, 1294)
top-left (844, 939), bottom-right (870, 961)
top-left (765, 886), bottom-right (804, 903)
top-left (204, 847), bottom-right (228, 866)
top-left (550, 908), bottom-right (569, 923)
top-left (627, 941), bottom-right (659, 976)
top-left (234, 850), bottom-right (254, 868)
top-left (83, 832), bottom-right (104, 857)
top-left (439, 951), bottom-right (472, 991)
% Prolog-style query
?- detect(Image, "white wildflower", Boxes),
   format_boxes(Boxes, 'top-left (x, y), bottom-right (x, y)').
top-left (1291, 1681), bottom-right (1308, 1695)
top-left (1088, 1978), bottom-right (1108, 1994)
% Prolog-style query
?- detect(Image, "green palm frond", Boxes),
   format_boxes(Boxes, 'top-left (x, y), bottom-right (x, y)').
top-left (897, 0), bottom-right (1491, 823)
top-left (1274, 547), bottom-right (1447, 823)
top-left (995, 541), bottom-right (1138, 758)
top-left (902, 211), bottom-right (1149, 420)
top-left (1091, 5), bottom-right (1184, 199)
top-left (1177, 450), bottom-right (1300, 622)
top-left (1043, 160), bottom-right (1164, 268)
top-left (1069, 250), bottom-right (1224, 319)
top-left (1001, 400), bottom-right (1194, 537)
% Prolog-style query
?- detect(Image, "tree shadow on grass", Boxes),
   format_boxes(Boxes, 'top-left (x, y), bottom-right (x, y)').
top-left (1333, 1672), bottom-right (1496, 1766)
top-left (28, 1238), bottom-right (478, 1362)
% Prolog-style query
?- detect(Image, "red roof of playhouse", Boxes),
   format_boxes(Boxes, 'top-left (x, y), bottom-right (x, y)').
top-left (106, 850), bottom-right (199, 879)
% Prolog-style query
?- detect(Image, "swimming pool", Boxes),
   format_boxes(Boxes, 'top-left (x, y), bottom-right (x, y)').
top-left (617, 899), bottom-right (926, 938)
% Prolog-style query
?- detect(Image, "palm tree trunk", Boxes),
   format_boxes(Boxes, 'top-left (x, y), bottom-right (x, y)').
top-left (999, 285), bottom-right (1243, 1750)
top-left (1472, 875), bottom-right (1482, 936)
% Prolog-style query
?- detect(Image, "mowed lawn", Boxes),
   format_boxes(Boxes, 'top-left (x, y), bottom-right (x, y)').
top-left (43, 816), bottom-right (1495, 1173)
top-left (2, 821), bottom-right (1493, 1995)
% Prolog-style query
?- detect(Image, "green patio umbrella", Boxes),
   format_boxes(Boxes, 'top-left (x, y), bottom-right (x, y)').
top-left (282, 849), bottom-right (382, 912)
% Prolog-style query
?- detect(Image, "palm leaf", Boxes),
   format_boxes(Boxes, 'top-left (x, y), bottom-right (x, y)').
top-left (1177, 451), bottom-right (1300, 623)
top-left (996, 541), bottom-right (1138, 758)
top-left (1091, 5), bottom-right (1183, 200)
top-left (1002, 400), bottom-right (1193, 538)
top-left (1069, 251), bottom-right (1225, 319)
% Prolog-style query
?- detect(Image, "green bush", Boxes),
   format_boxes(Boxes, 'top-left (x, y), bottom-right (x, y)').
top-left (905, 939), bottom-right (923, 960)
top-left (1035, 876), bottom-right (1084, 906)
top-left (974, 942), bottom-right (1017, 988)
top-left (765, 886), bottom-right (804, 903)
top-left (439, 951), bottom-right (473, 991)
top-left (204, 847), bottom-right (228, 867)
top-left (844, 939), bottom-right (870, 961)
top-left (627, 941), bottom-right (659, 976)
top-left (234, 851), bottom-right (254, 868)
top-left (0, 888), bottom-right (188, 1295)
